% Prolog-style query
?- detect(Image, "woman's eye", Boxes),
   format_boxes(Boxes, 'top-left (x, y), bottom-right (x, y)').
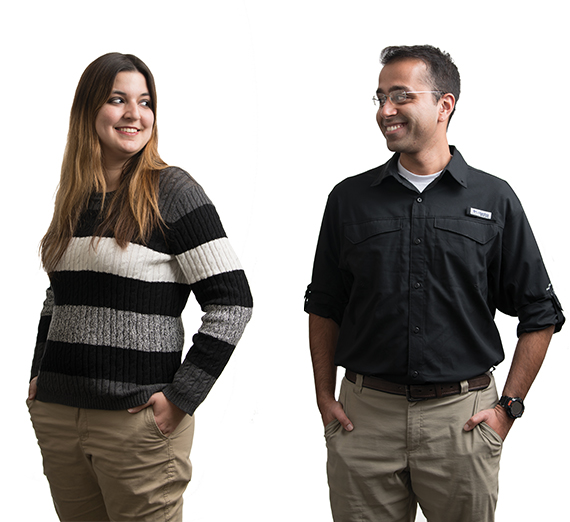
top-left (109, 97), bottom-right (124, 104)
top-left (140, 99), bottom-right (151, 107)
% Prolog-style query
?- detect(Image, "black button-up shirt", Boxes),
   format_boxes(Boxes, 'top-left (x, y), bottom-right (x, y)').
top-left (305, 147), bottom-right (564, 384)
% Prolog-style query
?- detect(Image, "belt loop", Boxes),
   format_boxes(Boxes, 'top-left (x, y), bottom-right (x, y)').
top-left (460, 379), bottom-right (469, 394)
top-left (355, 373), bottom-right (364, 394)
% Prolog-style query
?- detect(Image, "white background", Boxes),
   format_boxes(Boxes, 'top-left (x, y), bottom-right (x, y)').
top-left (2, 1), bottom-right (568, 520)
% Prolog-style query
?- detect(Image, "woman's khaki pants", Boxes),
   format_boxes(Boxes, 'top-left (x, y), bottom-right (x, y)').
top-left (28, 399), bottom-right (194, 522)
top-left (326, 374), bottom-right (502, 522)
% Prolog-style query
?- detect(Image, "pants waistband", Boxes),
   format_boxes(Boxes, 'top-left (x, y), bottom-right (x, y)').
top-left (345, 370), bottom-right (491, 402)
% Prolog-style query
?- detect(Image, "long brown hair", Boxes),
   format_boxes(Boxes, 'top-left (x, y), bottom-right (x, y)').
top-left (40, 52), bottom-right (168, 273)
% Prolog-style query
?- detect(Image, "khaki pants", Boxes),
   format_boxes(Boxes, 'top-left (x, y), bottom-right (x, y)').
top-left (28, 399), bottom-right (194, 522)
top-left (326, 375), bottom-right (502, 522)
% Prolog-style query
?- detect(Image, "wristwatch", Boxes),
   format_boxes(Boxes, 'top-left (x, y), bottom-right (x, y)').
top-left (498, 396), bottom-right (525, 419)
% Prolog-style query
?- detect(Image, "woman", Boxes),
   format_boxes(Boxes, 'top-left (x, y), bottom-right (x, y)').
top-left (28, 52), bottom-right (253, 522)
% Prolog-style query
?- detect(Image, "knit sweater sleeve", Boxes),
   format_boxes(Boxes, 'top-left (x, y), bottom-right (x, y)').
top-left (159, 169), bottom-right (253, 415)
top-left (30, 287), bottom-right (54, 381)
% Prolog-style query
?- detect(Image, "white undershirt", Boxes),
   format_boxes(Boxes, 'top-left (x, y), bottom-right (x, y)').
top-left (397, 159), bottom-right (443, 193)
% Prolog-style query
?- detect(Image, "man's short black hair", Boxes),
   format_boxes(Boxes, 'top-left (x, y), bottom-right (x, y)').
top-left (380, 45), bottom-right (461, 122)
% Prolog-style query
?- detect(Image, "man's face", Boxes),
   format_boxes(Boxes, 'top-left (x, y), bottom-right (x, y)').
top-left (376, 59), bottom-right (444, 156)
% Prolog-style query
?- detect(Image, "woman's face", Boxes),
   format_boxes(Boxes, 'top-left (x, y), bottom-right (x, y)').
top-left (95, 71), bottom-right (154, 170)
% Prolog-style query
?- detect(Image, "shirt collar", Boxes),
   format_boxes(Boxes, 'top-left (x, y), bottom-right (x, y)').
top-left (371, 146), bottom-right (469, 188)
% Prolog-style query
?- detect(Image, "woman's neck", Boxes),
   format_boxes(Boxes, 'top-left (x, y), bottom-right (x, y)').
top-left (103, 162), bottom-right (123, 192)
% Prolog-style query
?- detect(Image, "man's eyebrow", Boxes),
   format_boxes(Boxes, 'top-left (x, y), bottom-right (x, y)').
top-left (376, 85), bottom-right (410, 94)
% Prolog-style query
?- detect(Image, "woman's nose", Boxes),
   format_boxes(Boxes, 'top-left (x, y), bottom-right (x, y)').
top-left (124, 101), bottom-right (140, 120)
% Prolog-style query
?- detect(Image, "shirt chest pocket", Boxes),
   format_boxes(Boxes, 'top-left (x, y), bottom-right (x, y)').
top-left (341, 219), bottom-right (402, 272)
top-left (432, 218), bottom-right (500, 267)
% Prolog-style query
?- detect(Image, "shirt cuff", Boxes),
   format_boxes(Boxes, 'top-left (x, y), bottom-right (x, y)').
top-left (517, 291), bottom-right (565, 336)
top-left (304, 285), bottom-right (344, 325)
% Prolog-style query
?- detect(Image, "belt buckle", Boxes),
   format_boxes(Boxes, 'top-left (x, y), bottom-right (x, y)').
top-left (405, 385), bottom-right (429, 402)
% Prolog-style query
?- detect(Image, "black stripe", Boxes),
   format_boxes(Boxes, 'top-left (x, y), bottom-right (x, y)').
top-left (73, 204), bottom-right (227, 256)
top-left (186, 332), bottom-right (235, 378)
top-left (36, 315), bottom-right (52, 343)
top-left (51, 271), bottom-right (191, 317)
top-left (40, 341), bottom-right (182, 385)
top-left (167, 204), bottom-right (227, 255)
top-left (74, 208), bottom-right (106, 238)
top-left (192, 270), bottom-right (253, 308)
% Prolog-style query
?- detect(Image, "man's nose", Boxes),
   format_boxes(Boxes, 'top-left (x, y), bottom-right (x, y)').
top-left (380, 99), bottom-right (398, 118)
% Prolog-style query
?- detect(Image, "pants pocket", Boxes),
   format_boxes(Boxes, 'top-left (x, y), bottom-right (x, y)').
top-left (324, 418), bottom-right (342, 439)
top-left (479, 421), bottom-right (504, 446)
top-left (144, 406), bottom-right (169, 440)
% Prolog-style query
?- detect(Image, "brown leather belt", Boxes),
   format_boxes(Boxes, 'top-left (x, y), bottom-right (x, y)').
top-left (345, 370), bottom-right (491, 402)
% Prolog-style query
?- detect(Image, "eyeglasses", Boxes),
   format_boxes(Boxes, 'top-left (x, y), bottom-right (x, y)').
top-left (372, 90), bottom-right (443, 107)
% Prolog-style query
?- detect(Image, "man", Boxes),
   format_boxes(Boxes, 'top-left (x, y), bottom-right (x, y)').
top-left (304, 45), bottom-right (564, 522)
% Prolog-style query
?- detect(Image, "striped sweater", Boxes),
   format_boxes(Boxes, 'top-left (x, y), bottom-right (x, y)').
top-left (31, 167), bottom-right (253, 415)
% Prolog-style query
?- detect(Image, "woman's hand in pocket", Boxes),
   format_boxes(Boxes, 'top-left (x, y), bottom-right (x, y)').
top-left (128, 392), bottom-right (187, 436)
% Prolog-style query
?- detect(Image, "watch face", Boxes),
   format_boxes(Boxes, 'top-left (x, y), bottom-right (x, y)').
top-left (510, 400), bottom-right (524, 417)
top-left (500, 396), bottom-right (525, 418)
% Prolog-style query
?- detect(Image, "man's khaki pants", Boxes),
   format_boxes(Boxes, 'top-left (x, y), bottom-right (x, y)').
top-left (326, 374), bottom-right (502, 522)
top-left (28, 399), bottom-right (194, 522)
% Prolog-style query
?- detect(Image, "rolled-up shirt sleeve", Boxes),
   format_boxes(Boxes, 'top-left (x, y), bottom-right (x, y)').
top-left (304, 191), bottom-right (349, 326)
top-left (495, 200), bottom-right (564, 336)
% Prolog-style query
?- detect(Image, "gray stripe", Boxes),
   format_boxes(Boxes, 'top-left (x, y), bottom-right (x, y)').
top-left (198, 305), bottom-right (253, 346)
top-left (48, 305), bottom-right (184, 353)
top-left (159, 167), bottom-right (212, 223)
top-left (41, 287), bottom-right (55, 316)
top-left (164, 363), bottom-right (218, 414)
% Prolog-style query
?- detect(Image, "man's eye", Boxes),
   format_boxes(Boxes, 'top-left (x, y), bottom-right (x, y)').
top-left (393, 93), bottom-right (407, 103)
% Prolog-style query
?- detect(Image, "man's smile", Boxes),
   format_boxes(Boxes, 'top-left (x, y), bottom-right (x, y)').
top-left (385, 123), bottom-right (406, 133)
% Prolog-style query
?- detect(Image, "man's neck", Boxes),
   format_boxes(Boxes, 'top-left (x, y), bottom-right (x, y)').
top-left (399, 142), bottom-right (452, 176)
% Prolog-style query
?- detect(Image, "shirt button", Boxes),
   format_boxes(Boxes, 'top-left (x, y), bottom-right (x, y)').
top-left (416, 197), bottom-right (423, 203)
top-left (412, 371), bottom-right (420, 378)
top-left (414, 282), bottom-right (422, 289)
top-left (414, 238), bottom-right (422, 245)
top-left (413, 326), bottom-right (421, 334)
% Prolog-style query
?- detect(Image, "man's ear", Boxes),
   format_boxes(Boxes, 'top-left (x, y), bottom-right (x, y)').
top-left (438, 93), bottom-right (456, 123)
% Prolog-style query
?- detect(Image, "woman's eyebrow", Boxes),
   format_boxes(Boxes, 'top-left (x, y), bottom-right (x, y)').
top-left (111, 89), bottom-right (150, 97)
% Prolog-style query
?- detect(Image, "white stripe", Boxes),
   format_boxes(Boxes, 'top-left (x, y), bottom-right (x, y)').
top-left (55, 237), bottom-right (186, 283)
top-left (176, 237), bottom-right (243, 284)
top-left (54, 236), bottom-right (242, 285)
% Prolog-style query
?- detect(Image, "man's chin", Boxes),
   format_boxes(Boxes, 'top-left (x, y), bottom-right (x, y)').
top-left (385, 139), bottom-right (404, 153)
